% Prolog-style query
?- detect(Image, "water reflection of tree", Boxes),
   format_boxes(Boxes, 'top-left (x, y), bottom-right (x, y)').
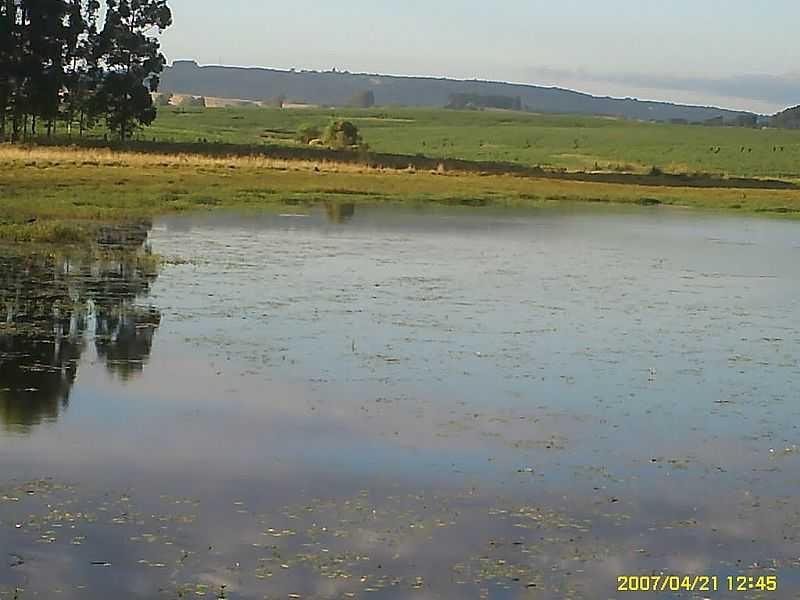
top-left (95, 306), bottom-right (161, 380)
top-left (324, 202), bottom-right (356, 224)
top-left (0, 337), bottom-right (83, 433)
top-left (0, 223), bottom-right (161, 433)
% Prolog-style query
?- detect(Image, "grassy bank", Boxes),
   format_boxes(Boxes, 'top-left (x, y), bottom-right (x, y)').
top-left (1, 145), bottom-right (799, 242)
top-left (30, 137), bottom-right (800, 190)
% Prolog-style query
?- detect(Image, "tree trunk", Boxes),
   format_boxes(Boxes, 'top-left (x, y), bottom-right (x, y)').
top-left (11, 109), bottom-right (20, 142)
top-left (0, 81), bottom-right (7, 142)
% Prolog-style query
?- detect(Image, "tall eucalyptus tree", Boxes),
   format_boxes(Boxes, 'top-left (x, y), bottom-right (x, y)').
top-left (94, 0), bottom-right (171, 140)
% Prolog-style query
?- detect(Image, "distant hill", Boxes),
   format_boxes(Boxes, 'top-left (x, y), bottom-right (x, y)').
top-left (160, 61), bottom-right (756, 123)
top-left (771, 105), bottom-right (800, 129)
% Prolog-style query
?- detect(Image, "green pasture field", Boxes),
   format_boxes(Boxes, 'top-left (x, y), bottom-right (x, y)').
top-left (144, 106), bottom-right (800, 180)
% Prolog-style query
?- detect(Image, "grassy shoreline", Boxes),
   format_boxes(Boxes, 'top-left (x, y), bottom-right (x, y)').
top-left (1, 144), bottom-right (799, 242)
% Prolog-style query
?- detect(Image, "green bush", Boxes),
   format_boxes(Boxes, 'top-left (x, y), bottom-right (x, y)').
top-left (323, 120), bottom-right (362, 149)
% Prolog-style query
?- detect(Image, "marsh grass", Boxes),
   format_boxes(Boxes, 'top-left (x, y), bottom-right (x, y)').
top-left (0, 221), bottom-right (91, 243)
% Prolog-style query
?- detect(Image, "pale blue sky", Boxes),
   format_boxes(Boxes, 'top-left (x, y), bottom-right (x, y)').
top-left (160, 0), bottom-right (799, 112)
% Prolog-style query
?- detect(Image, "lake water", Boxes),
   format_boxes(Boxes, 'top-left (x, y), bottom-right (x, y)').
top-left (1, 204), bottom-right (799, 599)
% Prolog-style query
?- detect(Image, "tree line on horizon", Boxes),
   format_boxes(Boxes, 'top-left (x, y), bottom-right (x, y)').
top-left (0, 0), bottom-right (172, 142)
top-left (446, 93), bottom-right (524, 111)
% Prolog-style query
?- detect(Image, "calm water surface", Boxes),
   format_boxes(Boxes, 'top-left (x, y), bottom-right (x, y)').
top-left (1, 204), bottom-right (799, 599)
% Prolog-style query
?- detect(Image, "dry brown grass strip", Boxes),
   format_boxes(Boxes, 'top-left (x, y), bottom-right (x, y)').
top-left (0, 144), bottom-right (395, 176)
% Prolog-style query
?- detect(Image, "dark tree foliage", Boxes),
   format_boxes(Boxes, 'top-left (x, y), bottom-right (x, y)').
top-left (0, 2), bottom-right (18, 139)
top-left (446, 93), bottom-right (523, 111)
top-left (323, 120), bottom-right (362, 149)
top-left (94, 0), bottom-right (171, 139)
top-left (62, 1), bottom-right (103, 136)
top-left (0, 0), bottom-right (171, 142)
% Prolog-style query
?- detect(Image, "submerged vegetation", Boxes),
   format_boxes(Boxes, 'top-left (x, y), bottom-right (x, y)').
top-left (2, 207), bottom-right (798, 599)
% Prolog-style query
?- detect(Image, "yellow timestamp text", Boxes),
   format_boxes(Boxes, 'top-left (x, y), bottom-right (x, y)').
top-left (617, 575), bottom-right (778, 593)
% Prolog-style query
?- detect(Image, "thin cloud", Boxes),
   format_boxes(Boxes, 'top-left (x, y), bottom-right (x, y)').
top-left (525, 67), bottom-right (800, 112)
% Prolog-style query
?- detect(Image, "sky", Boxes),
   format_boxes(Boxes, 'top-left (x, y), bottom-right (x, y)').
top-left (159, 0), bottom-right (800, 114)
